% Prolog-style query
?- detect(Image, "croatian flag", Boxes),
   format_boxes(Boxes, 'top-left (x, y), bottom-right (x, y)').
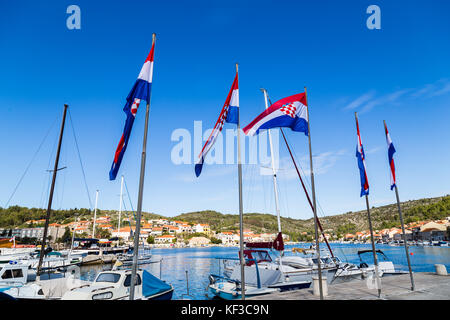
top-left (355, 116), bottom-right (369, 197)
top-left (384, 122), bottom-right (396, 190)
top-left (195, 72), bottom-right (239, 177)
top-left (243, 92), bottom-right (308, 136)
top-left (109, 43), bottom-right (155, 181)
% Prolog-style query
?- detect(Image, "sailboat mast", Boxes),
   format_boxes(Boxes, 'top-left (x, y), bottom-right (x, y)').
top-left (261, 89), bottom-right (282, 232)
top-left (279, 128), bottom-right (334, 258)
top-left (130, 33), bottom-right (156, 300)
top-left (118, 175), bottom-right (124, 233)
top-left (36, 103), bottom-right (68, 277)
top-left (235, 63), bottom-right (246, 300)
top-left (92, 190), bottom-right (99, 238)
top-left (261, 89), bottom-right (284, 276)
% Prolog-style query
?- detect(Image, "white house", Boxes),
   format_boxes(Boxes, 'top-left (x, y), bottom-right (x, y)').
top-left (216, 232), bottom-right (238, 245)
top-left (155, 235), bottom-right (175, 244)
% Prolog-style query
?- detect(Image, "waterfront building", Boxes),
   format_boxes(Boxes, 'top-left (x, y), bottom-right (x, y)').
top-left (112, 227), bottom-right (134, 241)
top-left (189, 236), bottom-right (210, 246)
top-left (193, 224), bottom-right (211, 236)
top-left (177, 224), bottom-right (193, 234)
top-left (150, 227), bottom-right (163, 237)
top-left (216, 232), bottom-right (238, 245)
top-left (155, 235), bottom-right (175, 244)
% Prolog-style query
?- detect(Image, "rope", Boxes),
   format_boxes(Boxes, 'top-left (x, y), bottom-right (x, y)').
top-left (5, 117), bottom-right (57, 208)
top-left (68, 109), bottom-right (93, 210)
top-left (123, 177), bottom-right (137, 222)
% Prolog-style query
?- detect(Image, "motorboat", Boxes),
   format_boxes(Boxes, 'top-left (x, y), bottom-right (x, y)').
top-left (208, 276), bottom-right (279, 300)
top-left (61, 269), bottom-right (173, 300)
top-left (224, 248), bottom-right (361, 286)
top-left (0, 259), bottom-right (90, 300)
top-left (0, 261), bottom-right (45, 300)
top-left (116, 253), bottom-right (153, 266)
top-left (219, 251), bottom-right (314, 292)
top-left (208, 257), bottom-right (282, 300)
top-left (357, 249), bottom-right (409, 277)
top-left (435, 241), bottom-right (448, 247)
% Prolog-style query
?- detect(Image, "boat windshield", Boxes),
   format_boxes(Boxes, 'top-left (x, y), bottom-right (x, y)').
top-left (243, 250), bottom-right (272, 264)
top-left (251, 251), bottom-right (271, 262)
top-left (95, 273), bottom-right (121, 283)
top-left (358, 251), bottom-right (389, 263)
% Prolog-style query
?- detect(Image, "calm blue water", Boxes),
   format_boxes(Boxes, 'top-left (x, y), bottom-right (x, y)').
top-left (80, 243), bottom-right (450, 300)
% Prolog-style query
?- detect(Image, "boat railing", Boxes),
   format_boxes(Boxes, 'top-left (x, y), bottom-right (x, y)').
top-left (91, 285), bottom-right (115, 292)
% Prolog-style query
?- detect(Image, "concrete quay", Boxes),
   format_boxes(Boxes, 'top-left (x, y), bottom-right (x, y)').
top-left (248, 272), bottom-right (450, 300)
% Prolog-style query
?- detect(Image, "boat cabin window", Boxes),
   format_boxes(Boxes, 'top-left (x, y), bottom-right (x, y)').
top-left (322, 257), bottom-right (333, 264)
top-left (244, 251), bottom-right (271, 263)
top-left (1, 269), bottom-right (22, 279)
top-left (95, 273), bottom-right (121, 283)
top-left (331, 257), bottom-right (341, 263)
top-left (124, 274), bottom-right (142, 287)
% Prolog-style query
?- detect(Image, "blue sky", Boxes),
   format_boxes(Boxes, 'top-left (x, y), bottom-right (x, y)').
top-left (1, 0), bottom-right (449, 221)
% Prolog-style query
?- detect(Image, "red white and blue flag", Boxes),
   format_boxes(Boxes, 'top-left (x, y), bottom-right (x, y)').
top-left (109, 43), bottom-right (155, 180)
top-left (243, 92), bottom-right (308, 136)
top-left (384, 122), bottom-right (396, 190)
top-left (355, 116), bottom-right (369, 197)
top-left (195, 72), bottom-right (239, 177)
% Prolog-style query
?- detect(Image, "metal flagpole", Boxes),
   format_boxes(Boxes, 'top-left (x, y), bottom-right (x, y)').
top-left (118, 175), bottom-right (124, 233)
top-left (261, 89), bottom-right (284, 276)
top-left (236, 63), bottom-right (246, 300)
top-left (37, 104), bottom-right (68, 277)
top-left (130, 33), bottom-right (156, 300)
top-left (394, 185), bottom-right (415, 290)
top-left (364, 194), bottom-right (382, 297)
top-left (384, 120), bottom-right (415, 291)
top-left (92, 190), bottom-right (99, 238)
top-left (355, 112), bottom-right (382, 298)
top-left (304, 87), bottom-right (324, 300)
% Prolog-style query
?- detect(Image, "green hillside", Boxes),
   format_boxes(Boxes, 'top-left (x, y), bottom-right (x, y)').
top-left (1, 195), bottom-right (449, 241)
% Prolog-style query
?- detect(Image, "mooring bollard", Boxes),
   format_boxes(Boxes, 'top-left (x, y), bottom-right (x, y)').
top-left (312, 276), bottom-right (328, 296)
top-left (435, 264), bottom-right (448, 276)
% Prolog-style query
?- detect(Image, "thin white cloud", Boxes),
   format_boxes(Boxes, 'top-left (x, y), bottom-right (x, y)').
top-left (343, 91), bottom-right (375, 110)
top-left (344, 79), bottom-right (450, 114)
top-left (278, 149), bottom-right (347, 180)
top-left (430, 82), bottom-right (450, 97)
top-left (360, 89), bottom-right (410, 114)
top-left (365, 146), bottom-right (383, 155)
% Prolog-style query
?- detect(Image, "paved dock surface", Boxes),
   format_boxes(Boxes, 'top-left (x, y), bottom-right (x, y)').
top-left (248, 273), bottom-right (450, 300)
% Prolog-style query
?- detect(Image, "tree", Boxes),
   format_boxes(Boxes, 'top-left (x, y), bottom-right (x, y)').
top-left (59, 227), bottom-right (72, 243)
top-left (147, 236), bottom-right (154, 244)
top-left (95, 227), bottom-right (112, 239)
top-left (210, 237), bottom-right (222, 244)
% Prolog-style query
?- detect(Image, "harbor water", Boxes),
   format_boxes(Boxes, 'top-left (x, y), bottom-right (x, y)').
top-left (79, 243), bottom-right (450, 300)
